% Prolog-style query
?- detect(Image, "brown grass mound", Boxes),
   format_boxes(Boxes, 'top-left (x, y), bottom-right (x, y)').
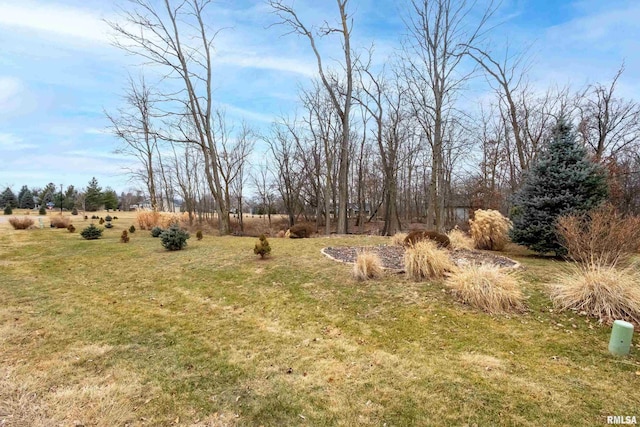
top-left (447, 228), bottom-right (474, 251)
top-left (469, 209), bottom-right (511, 251)
top-left (289, 223), bottom-right (314, 238)
top-left (353, 251), bottom-right (384, 281)
top-left (550, 263), bottom-right (640, 325)
top-left (136, 211), bottom-right (188, 230)
top-left (404, 240), bottom-right (456, 281)
top-left (404, 230), bottom-right (451, 249)
top-left (50, 216), bottom-right (70, 229)
top-left (390, 232), bottom-right (408, 246)
top-left (446, 264), bottom-right (525, 314)
top-left (8, 217), bottom-right (34, 230)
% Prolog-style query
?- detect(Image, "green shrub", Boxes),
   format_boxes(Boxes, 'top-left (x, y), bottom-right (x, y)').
top-left (105, 222), bottom-right (113, 229)
top-left (105, 215), bottom-right (113, 222)
top-left (160, 225), bottom-right (190, 251)
top-left (80, 224), bottom-right (103, 240)
top-left (4, 206), bottom-right (12, 215)
top-left (120, 230), bottom-right (130, 243)
top-left (196, 230), bottom-right (203, 241)
top-left (150, 226), bottom-right (163, 238)
top-left (253, 234), bottom-right (271, 258)
top-left (71, 207), bottom-right (78, 216)
top-left (39, 206), bottom-right (46, 215)
top-left (67, 224), bottom-right (76, 233)
top-left (129, 225), bottom-right (136, 233)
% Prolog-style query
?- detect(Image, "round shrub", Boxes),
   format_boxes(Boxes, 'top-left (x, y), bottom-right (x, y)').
top-left (129, 225), bottom-right (136, 234)
top-left (99, 218), bottom-right (105, 225)
top-left (160, 225), bottom-right (190, 251)
top-left (71, 207), bottom-right (78, 216)
top-left (67, 224), bottom-right (76, 233)
top-left (39, 206), bottom-right (46, 215)
top-left (253, 234), bottom-right (271, 258)
top-left (150, 226), bottom-right (164, 238)
top-left (196, 230), bottom-right (203, 241)
top-left (105, 222), bottom-right (114, 228)
top-left (4, 206), bottom-right (12, 215)
top-left (120, 230), bottom-right (130, 243)
top-left (80, 224), bottom-right (103, 240)
top-left (105, 215), bottom-right (113, 222)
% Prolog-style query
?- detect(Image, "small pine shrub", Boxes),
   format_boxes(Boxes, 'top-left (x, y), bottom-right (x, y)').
top-left (50, 216), bottom-right (70, 229)
top-left (446, 264), bottom-right (525, 314)
top-left (196, 230), bottom-right (203, 241)
top-left (67, 224), bottom-right (76, 233)
top-left (91, 215), bottom-right (98, 220)
top-left (160, 225), bottom-right (189, 251)
top-left (105, 222), bottom-right (113, 228)
top-left (550, 263), bottom-right (640, 325)
top-left (4, 206), bottom-right (12, 215)
top-left (150, 226), bottom-right (163, 238)
top-left (71, 207), bottom-right (78, 216)
top-left (120, 230), bottom-right (130, 243)
top-left (390, 232), bottom-right (408, 246)
top-left (447, 228), bottom-right (474, 251)
top-left (80, 224), bottom-right (103, 240)
top-left (353, 251), bottom-right (383, 281)
top-left (404, 240), bottom-right (456, 281)
top-left (9, 217), bottom-right (34, 230)
top-left (129, 225), bottom-right (136, 233)
top-left (105, 215), bottom-right (113, 222)
top-left (99, 218), bottom-right (105, 225)
top-left (253, 234), bottom-right (271, 258)
top-left (84, 215), bottom-right (88, 220)
top-left (39, 206), bottom-right (46, 215)
top-left (469, 209), bottom-right (511, 251)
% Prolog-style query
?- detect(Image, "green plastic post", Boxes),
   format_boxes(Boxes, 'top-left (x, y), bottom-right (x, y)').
top-left (608, 320), bottom-right (634, 356)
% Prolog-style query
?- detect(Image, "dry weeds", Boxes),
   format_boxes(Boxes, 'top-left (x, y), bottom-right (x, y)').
top-left (353, 251), bottom-right (384, 281)
top-left (404, 240), bottom-right (456, 281)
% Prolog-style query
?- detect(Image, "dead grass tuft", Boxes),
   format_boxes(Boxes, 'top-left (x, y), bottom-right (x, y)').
top-left (446, 264), bottom-right (525, 314)
top-left (50, 216), bottom-right (70, 229)
top-left (447, 228), bottom-right (474, 250)
top-left (469, 209), bottom-right (511, 251)
top-left (550, 263), bottom-right (640, 325)
top-left (136, 211), bottom-right (189, 230)
top-left (8, 217), bottom-right (34, 230)
top-left (353, 251), bottom-right (384, 281)
top-left (404, 240), bottom-right (456, 281)
top-left (390, 232), bottom-right (408, 246)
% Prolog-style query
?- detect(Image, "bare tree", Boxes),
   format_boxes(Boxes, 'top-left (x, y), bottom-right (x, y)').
top-left (269, 0), bottom-right (354, 234)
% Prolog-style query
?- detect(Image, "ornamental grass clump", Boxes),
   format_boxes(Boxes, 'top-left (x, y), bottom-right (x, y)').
top-left (253, 234), bottom-right (271, 258)
top-left (80, 224), bottom-right (103, 240)
top-left (9, 217), bottom-right (34, 230)
top-left (160, 225), bottom-right (189, 251)
top-left (550, 263), bottom-right (640, 325)
top-left (469, 209), bottom-right (511, 251)
top-left (50, 216), bottom-right (70, 229)
top-left (446, 264), bottom-right (525, 314)
top-left (404, 240), bottom-right (456, 281)
top-left (353, 251), bottom-right (383, 281)
top-left (447, 227), bottom-right (474, 251)
top-left (390, 232), bottom-right (408, 246)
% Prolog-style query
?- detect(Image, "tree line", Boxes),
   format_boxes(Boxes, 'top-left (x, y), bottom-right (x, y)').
top-left (103, 0), bottom-right (640, 235)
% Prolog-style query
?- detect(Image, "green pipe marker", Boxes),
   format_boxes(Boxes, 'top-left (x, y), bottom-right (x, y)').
top-left (608, 320), bottom-right (634, 356)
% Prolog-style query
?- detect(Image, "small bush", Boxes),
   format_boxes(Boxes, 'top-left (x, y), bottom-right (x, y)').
top-left (113, 216), bottom-right (118, 220)
top-left (129, 225), bottom-right (136, 234)
top-left (550, 263), bottom-right (640, 325)
top-left (105, 222), bottom-right (113, 228)
top-left (50, 216), bottom-right (70, 229)
top-left (469, 209), bottom-right (511, 251)
top-left (120, 230), bottom-right (130, 243)
top-left (288, 223), bottom-right (314, 238)
top-left (105, 215), bottom-right (113, 222)
top-left (353, 251), bottom-right (383, 281)
top-left (390, 232), bottom-right (408, 246)
top-left (39, 206), bottom-right (46, 215)
top-left (4, 206), bottom-right (12, 215)
top-left (67, 224), bottom-right (76, 233)
top-left (71, 207), bottom-right (78, 216)
top-left (404, 240), bottom-right (456, 281)
top-left (91, 215), bottom-right (98, 220)
top-left (99, 218), bottom-right (105, 225)
top-left (150, 226), bottom-right (163, 238)
top-left (80, 224), bottom-right (103, 240)
top-left (447, 228), bottom-right (474, 251)
top-left (196, 230), bottom-right (203, 241)
top-left (557, 205), bottom-right (640, 267)
top-left (160, 225), bottom-right (189, 251)
top-left (9, 217), bottom-right (34, 230)
top-left (404, 230), bottom-right (451, 249)
top-left (446, 264), bottom-right (525, 314)
top-left (84, 215), bottom-right (88, 220)
top-left (253, 234), bottom-right (271, 258)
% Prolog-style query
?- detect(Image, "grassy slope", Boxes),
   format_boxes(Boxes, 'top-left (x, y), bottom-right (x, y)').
top-left (1, 213), bottom-right (639, 426)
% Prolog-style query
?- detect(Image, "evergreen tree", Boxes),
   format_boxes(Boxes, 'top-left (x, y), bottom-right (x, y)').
top-left (103, 187), bottom-right (119, 211)
top-left (1, 187), bottom-right (17, 208)
top-left (41, 183), bottom-right (57, 205)
top-left (63, 185), bottom-right (78, 210)
top-left (17, 185), bottom-right (28, 207)
top-left (85, 177), bottom-right (103, 211)
top-left (20, 188), bottom-right (35, 209)
top-left (510, 118), bottom-right (608, 255)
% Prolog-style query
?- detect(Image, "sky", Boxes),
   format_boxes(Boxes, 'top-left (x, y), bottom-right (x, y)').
top-left (1, 0), bottom-right (639, 194)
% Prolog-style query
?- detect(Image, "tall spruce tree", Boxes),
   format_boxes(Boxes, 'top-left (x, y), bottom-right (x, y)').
top-left (510, 117), bottom-right (608, 255)
top-left (85, 177), bottom-right (103, 211)
top-left (1, 187), bottom-right (17, 208)
top-left (20, 188), bottom-right (35, 209)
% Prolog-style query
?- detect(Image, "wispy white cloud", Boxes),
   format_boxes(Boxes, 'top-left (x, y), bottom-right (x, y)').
top-left (0, 133), bottom-right (37, 151)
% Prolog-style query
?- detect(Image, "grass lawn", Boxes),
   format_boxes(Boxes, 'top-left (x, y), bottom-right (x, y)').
top-left (1, 211), bottom-right (639, 426)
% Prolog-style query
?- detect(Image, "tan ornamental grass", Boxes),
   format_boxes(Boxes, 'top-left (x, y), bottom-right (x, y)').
top-left (8, 217), bottom-right (35, 230)
top-left (446, 264), bottom-right (525, 314)
top-left (404, 240), bottom-right (456, 281)
top-left (447, 228), bottom-right (474, 251)
top-left (353, 251), bottom-right (384, 281)
top-left (390, 232), bottom-right (408, 246)
top-left (469, 209), bottom-right (511, 251)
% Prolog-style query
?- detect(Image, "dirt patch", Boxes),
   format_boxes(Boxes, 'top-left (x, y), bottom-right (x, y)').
top-left (322, 245), bottom-right (520, 272)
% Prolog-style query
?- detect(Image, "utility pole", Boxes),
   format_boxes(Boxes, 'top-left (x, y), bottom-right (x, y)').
top-left (60, 183), bottom-right (63, 214)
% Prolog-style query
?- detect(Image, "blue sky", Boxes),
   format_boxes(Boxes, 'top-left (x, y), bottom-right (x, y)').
top-left (1, 0), bottom-right (639, 194)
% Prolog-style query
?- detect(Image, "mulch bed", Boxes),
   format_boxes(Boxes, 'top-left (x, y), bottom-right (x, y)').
top-left (321, 245), bottom-right (520, 272)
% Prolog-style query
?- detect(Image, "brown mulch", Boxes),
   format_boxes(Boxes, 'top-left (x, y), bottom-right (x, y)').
top-left (321, 245), bottom-right (520, 272)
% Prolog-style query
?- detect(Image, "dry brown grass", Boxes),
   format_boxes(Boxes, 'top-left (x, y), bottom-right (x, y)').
top-left (557, 204), bottom-right (640, 267)
top-left (136, 211), bottom-right (188, 230)
top-left (469, 209), bottom-right (511, 251)
top-left (446, 264), bottom-right (525, 314)
top-left (8, 217), bottom-right (34, 230)
top-left (404, 240), bottom-right (456, 281)
top-left (50, 216), bottom-right (70, 229)
top-left (550, 263), bottom-right (640, 325)
top-left (390, 232), bottom-right (407, 246)
top-left (447, 228), bottom-right (474, 250)
top-left (353, 251), bottom-right (384, 281)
